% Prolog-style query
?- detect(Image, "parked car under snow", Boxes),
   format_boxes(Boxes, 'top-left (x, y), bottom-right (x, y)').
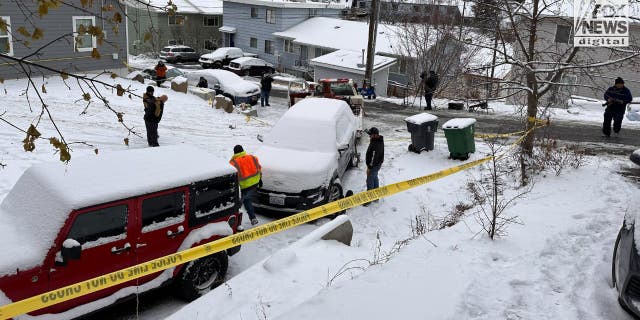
top-left (141, 65), bottom-right (185, 81)
top-left (225, 57), bottom-right (274, 77)
top-left (613, 215), bottom-right (640, 317)
top-left (185, 69), bottom-right (261, 105)
top-left (253, 98), bottom-right (358, 214)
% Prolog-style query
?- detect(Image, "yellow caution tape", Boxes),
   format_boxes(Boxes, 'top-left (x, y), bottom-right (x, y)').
top-left (0, 124), bottom-right (542, 319)
top-left (528, 116), bottom-right (550, 126)
top-left (244, 114), bottom-right (271, 125)
top-left (474, 131), bottom-right (526, 139)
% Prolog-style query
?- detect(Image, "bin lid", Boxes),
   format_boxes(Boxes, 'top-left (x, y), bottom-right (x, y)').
top-left (405, 113), bottom-right (438, 125)
top-left (443, 118), bottom-right (476, 129)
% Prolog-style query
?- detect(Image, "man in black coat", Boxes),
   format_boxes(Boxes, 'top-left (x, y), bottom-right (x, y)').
top-left (260, 74), bottom-right (274, 107)
top-left (365, 127), bottom-right (384, 197)
top-left (603, 77), bottom-right (633, 137)
top-left (143, 86), bottom-right (167, 147)
top-left (421, 70), bottom-right (439, 110)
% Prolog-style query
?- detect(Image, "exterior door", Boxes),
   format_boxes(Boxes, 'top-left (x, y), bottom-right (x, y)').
top-left (133, 188), bottom-right (189, 284)
top-left (47, 201), bottom-right (135, 313)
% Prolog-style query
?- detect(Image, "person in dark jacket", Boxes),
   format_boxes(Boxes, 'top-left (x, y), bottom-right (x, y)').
top-left (603, 77), bottom-right (633, 137)
top-left (143, 86), bottom-right (167, 147)
top-left (197, 76), bottom-right (208, 88)
top-left (365, 127), bottom-right (384, 198)
top-left (421, 70), bottom-right (439, 110)
top-left (260, 73), bottom-right (274, 107)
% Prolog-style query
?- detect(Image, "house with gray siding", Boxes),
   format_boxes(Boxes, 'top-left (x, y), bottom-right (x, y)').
top-left (127, 0), bottom-right (223, 55)
top-left (0, 1), bottom-right (127, 80)
top-left (507, 16), bottom-right (640, 106)
top-left (220, 0), bottom-right (350, 76)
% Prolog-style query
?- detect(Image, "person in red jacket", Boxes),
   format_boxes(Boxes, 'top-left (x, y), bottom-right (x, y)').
top-left (154, 60), bottom-right (168, 86)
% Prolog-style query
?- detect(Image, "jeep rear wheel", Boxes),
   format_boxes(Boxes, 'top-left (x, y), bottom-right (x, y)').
top-left (213, 61), bottom-right (223, 69)
top-left (175, 251), bottom-right (228, 301)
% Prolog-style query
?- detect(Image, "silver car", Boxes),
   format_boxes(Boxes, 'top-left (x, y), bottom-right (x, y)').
top-left (159, 45), bottom-right (200, 63)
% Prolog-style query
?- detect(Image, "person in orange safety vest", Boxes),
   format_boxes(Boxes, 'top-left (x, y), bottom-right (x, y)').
top-left (229, 145), bottom-right (262, 226)
top-left (154, 60), bottom-right (168, 87)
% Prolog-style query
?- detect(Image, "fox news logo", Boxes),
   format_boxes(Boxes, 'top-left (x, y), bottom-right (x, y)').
top-left (573, 0), bottom-right (629, 47)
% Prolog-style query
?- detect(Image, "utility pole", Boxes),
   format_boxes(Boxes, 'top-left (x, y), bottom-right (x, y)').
top-left (364, 0), bottom-right (379, 88)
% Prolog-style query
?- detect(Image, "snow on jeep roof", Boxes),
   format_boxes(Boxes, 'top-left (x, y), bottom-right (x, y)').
top-left (0, 145), bottom-right (234, 275)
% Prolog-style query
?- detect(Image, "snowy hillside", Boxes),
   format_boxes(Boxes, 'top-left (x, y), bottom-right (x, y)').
top-left (0, 74), bottom-right (637, 320)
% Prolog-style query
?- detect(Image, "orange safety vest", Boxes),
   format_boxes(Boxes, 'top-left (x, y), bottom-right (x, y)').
top-left (229, 152), bottom-right (261, 189)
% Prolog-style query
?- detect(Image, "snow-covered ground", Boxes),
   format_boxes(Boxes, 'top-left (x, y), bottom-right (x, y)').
top-left (0, 74), bottom-right (638, 320)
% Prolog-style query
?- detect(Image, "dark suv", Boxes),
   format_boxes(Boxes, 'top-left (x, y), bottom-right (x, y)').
top-left (159, 45), bottom-right (200, 63)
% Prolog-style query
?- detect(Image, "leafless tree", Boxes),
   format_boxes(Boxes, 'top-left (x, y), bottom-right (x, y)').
top-left (0, 0), bottom-right (176, 163)
top-left (461, 0), bottom-right (640, 184)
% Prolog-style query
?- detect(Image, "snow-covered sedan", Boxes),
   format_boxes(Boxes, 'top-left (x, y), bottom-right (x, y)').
top-left (613, 217), bottom-right (640, 317)
top-left (253, 98), bottom-right (358, 214)
top-left (225, 57), bottom-right (274, 77)
top-left (185, 69), bottom-right (261, 105)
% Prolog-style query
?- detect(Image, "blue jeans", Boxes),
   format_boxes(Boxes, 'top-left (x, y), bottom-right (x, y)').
top-left (241, 186), bottom-right (257, 220)
top-left (260, 89), bottom-right (270, 106)
top-left (366, 165), bottom-right (381, 190)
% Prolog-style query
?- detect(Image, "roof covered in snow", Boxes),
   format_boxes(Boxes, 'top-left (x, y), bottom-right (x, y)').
top-left (273, 17), bottom-right (402, 56)
top-left (128, 0), bottom-right (223, 15)
top-left (0, 145), bottom-right (235, 275)
top-left (224, 0), bottom-right (352, 9)
top-left (310, 50), bottom-right (396, 74)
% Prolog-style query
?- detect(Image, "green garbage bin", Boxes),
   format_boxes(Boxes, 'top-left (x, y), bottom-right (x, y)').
top-left (443, 118), bottom-right (476, 160)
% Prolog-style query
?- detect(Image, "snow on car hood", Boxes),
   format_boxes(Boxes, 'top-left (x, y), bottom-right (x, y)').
top-left (256, 146), bottom-right (337, 193)
top-left (222, 79), bottom-right (260, 97)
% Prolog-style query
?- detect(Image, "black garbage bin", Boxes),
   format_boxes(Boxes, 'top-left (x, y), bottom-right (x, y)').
top-left (405, 113), bottom-right (438, 153)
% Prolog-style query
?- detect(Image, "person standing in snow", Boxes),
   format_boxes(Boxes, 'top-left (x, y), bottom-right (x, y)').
top-left (421, 70), bottom-right (439, 111)
top-left (143, 86), bottom-right (167, 147)
top-left (364, 127), bottom-right (384, 206)
top-left (230, 145), bottom-right (262, 226)
top-left (154, 60), bottom-right (167, 87)
top-left (260, 73), bottom-right (274, 107)
top-left (602, 77), bottom-right (633, 137)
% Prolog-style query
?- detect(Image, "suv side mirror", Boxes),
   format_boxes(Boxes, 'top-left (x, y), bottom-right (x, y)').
top-left (338, 143), bottom-right (349, 152)
top-left (62, 239), bottom-right (82, 261)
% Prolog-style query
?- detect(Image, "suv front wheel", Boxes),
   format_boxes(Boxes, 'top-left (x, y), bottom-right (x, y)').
top-left (174, 251), bottom-right (228, 301)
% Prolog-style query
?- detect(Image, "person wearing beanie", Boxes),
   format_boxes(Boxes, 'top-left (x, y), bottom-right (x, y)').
top-left (603, 77), bottom-right (633, 137)
top-left (229, 145), bottom-right (262, 226)
top-left (364, 127), bottom-right (384, 206)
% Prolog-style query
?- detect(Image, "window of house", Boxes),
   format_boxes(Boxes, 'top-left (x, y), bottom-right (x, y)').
top-left (250, 37), bottom-right (258, 48)
top-left (168, 39), bottom-right (184, 45)
top-left (309, 8), bottom-right (318, 16)
top-left (264, 40), bottom-right (274, 54)
top-left (554, 25), bottom-right (572, 44)
top-left (0, 16), bottom-right (13, 56)
top-left (284, 39), bottom-right (294, 53)
top-left (266, 9), bottom-right (276, 24)
top-left (251, 7), bottom-right (258, 18)
top-left (72, 16), bottom-right (97, 52)
top-left (141, 191), bottom-right (185, 233)
top-left (168, 14), bottom-right (185, 25)
top-left (204, 39), bottom-right (216, 50)
top-left (67, 204), bottom-right (128, 245)
top-left (359, 1), bottom-right (367, 8)
top-left (203, 16), bottom-right (220, 27)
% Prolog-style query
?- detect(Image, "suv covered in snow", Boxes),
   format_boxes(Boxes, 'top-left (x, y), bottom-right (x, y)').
top-left (254, 98), bottom-right (358, 214)
top-left (199, 47), bottom-right (253, 69)
top-left (0, 146), bottom-right (242, 318)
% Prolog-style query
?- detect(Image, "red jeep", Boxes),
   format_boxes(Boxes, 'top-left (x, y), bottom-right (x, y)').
top-left (0, 145), bottom-right (242, 318)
